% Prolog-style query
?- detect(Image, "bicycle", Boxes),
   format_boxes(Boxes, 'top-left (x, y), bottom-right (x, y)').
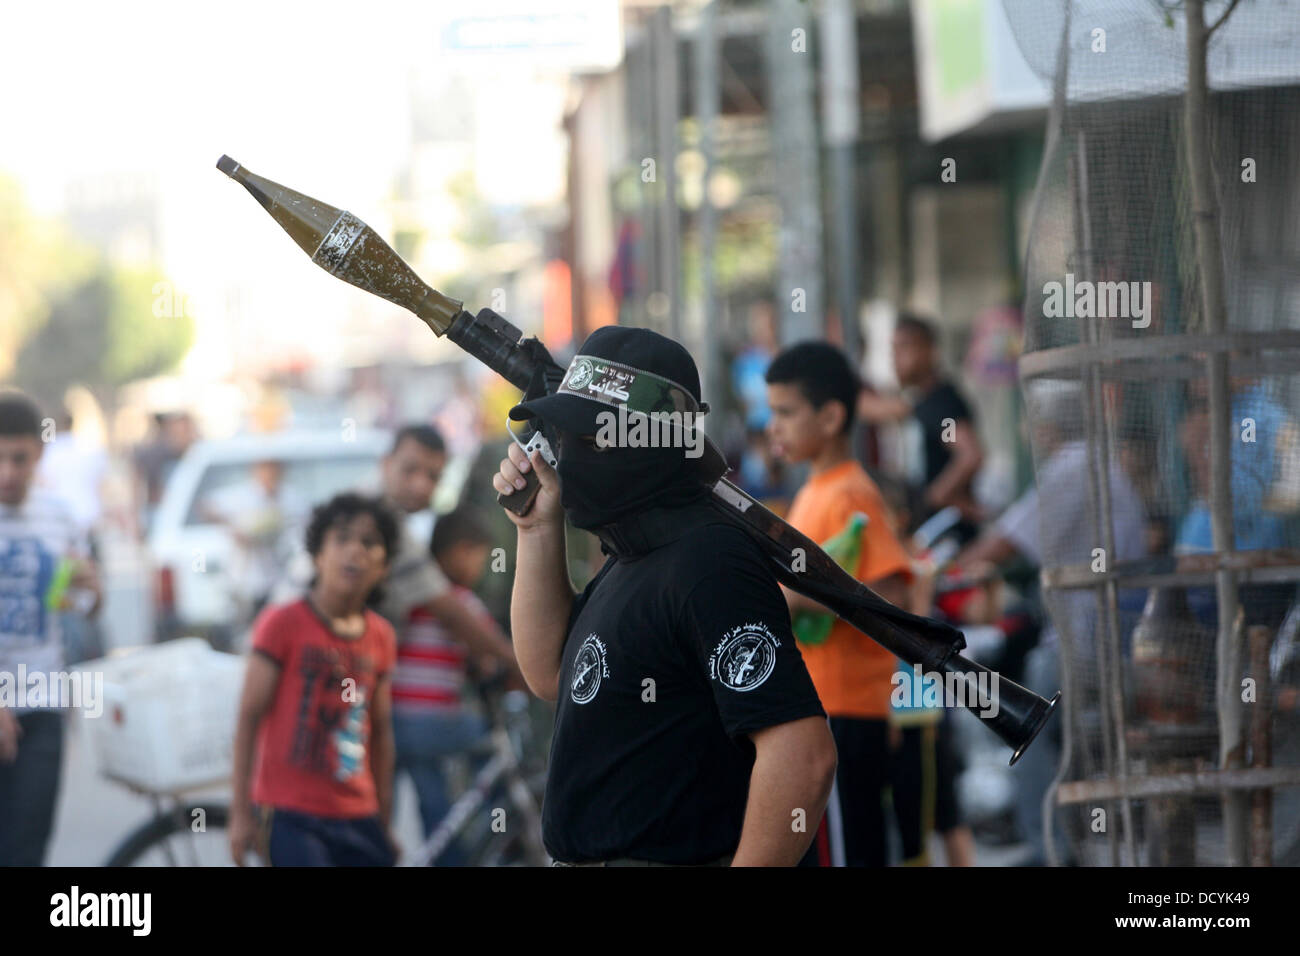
top-left (80, 638), bottom-right (244, 866)
top-left (96, 658), bottom-right (548, 865)
top-left (102, 778), bottom-right (239, 866)
top-left (406, 675), bottom-right (550, 867)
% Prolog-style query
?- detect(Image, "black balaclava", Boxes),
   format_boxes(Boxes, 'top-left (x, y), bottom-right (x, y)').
top-left (554, 428), bottom-right (709, 532)
top-left (507, 326), bottom-right (725, 545)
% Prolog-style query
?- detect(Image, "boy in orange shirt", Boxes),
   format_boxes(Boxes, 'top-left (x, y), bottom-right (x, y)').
top-left (766, 342), bottom-right (914, 867)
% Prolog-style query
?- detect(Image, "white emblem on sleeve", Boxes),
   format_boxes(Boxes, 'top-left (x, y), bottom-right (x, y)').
top-left (571, 633), bottom-right (609, 704)
top-left (709, 623), bottom-right (780, 692)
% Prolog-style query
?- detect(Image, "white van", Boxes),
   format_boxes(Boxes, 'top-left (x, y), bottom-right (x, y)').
top-left (146, 430), bottom-right (390, 646)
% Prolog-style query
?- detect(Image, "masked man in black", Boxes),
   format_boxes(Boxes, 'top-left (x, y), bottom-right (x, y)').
top-left (493, 326), bottom-right (836, 866)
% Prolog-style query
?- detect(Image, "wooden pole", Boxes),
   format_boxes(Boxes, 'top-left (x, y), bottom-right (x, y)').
top-left (820, 0), bottom-right (861, 360)
top-left (766, 0), bottom-right (824, 344)
top-left (694, 1), bottom-right (720, 407)
top-left (1248, 625), bottom-right (1273, 866)
top-left (1184, 0), bottom-right (1246, 867)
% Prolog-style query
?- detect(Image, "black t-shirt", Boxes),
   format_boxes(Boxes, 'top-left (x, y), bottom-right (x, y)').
top-left (912, 381), bottom-right (974, 486)
top-left (542, 521), bottom-right (826, 864)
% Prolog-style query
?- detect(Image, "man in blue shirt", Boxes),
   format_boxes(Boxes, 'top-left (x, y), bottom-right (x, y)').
top-left (0, 390), bottom-right (102, 865)
top-left (1176, 378), bottom-right (1299, 630)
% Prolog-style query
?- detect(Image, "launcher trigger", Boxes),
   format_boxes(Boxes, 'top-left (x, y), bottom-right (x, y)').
top-left (524, 430), bottom-right (557, 468)
top-left (507, 417), bottom-right (557, 468)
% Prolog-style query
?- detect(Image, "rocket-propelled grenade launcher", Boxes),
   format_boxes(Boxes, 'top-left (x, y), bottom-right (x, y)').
top-left (216, 155), bottom-right (1058, 764)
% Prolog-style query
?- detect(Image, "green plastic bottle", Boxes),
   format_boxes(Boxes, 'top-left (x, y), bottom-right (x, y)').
top-left (45, 557), bottom-right (77, 611)
top-left (793, 512), bottom-right (867, 645)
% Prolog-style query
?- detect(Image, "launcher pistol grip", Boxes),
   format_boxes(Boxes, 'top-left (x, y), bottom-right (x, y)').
top-left (498, 467), bottom-right (543, 516)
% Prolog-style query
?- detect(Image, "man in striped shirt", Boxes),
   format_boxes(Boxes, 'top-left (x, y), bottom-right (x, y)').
top-left (0, 390), bottom-right (102, 865)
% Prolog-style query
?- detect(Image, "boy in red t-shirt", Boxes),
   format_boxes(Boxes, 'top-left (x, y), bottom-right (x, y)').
top-left (230, 493), bottom-right (400, 866)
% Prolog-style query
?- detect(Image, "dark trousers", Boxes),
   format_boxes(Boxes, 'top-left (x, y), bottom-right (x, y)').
top-left (0, 711), bottom-right (65, 866)
top-left (889, 717), bottom-right (965, 862)
top-left (266, 808), bottom-right (396, 867)
top-left (800, 717), bottom-right (891, 867)
top-left (889, 723), bottom-right (936, 863)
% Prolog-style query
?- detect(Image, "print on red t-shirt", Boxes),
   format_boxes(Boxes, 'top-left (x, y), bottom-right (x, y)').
top-left (250, 599), bottom-right (396, 819)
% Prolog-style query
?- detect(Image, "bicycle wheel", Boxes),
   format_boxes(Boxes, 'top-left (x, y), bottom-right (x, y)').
top-left (468, 775), bottom-right (548, 866)
top-left (105, 803), bottom-right (237, 866)
top-left (462, 814), bottom-right (531, 866)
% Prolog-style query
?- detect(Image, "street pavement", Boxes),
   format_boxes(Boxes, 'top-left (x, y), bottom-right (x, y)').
top-left (46, 709), bottom-right (424, 866)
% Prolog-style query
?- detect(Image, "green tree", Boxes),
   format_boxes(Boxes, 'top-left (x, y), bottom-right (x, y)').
top-left (102, 265), bottom-right (194, 387)
top-left (1, 179), bottom-right (194, 408)
top-left (0, 175), bottom-right (97, 383)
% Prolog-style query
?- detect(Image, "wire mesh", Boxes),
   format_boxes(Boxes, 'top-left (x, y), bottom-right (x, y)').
top-left (1003, 0), bottom-right (1300, 865)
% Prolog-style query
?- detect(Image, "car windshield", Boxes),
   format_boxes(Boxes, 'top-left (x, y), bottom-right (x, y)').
top-left (185, 455), bottom-right (380, 527)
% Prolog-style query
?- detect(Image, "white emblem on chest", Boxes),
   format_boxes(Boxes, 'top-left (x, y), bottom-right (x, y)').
top-left (570, 633), bottom-right (609, 704)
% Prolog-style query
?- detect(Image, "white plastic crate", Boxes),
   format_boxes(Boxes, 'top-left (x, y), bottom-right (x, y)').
top-left (81, 638), bottom-right (246, 793)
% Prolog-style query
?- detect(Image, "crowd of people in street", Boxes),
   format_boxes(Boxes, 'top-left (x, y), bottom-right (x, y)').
top-left (721, 307), bottom-right (1298, 867)
top-left (0, 386), bottom-right (524, 866)
top-left (3, 303), bottom-right (1296, 867)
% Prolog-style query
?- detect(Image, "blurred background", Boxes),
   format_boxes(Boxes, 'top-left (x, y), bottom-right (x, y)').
top-left (4, 0), bottom-right (1297, 867)
top-left (1, 0), bottom-right (1044, 650)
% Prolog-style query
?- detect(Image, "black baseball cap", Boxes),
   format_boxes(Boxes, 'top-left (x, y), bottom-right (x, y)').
top-left (509, 326), bottom-right (728, 480)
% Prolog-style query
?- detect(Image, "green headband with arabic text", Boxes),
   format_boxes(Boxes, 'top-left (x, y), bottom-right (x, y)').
top-left (557, 354), bottom-right (710, 418)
